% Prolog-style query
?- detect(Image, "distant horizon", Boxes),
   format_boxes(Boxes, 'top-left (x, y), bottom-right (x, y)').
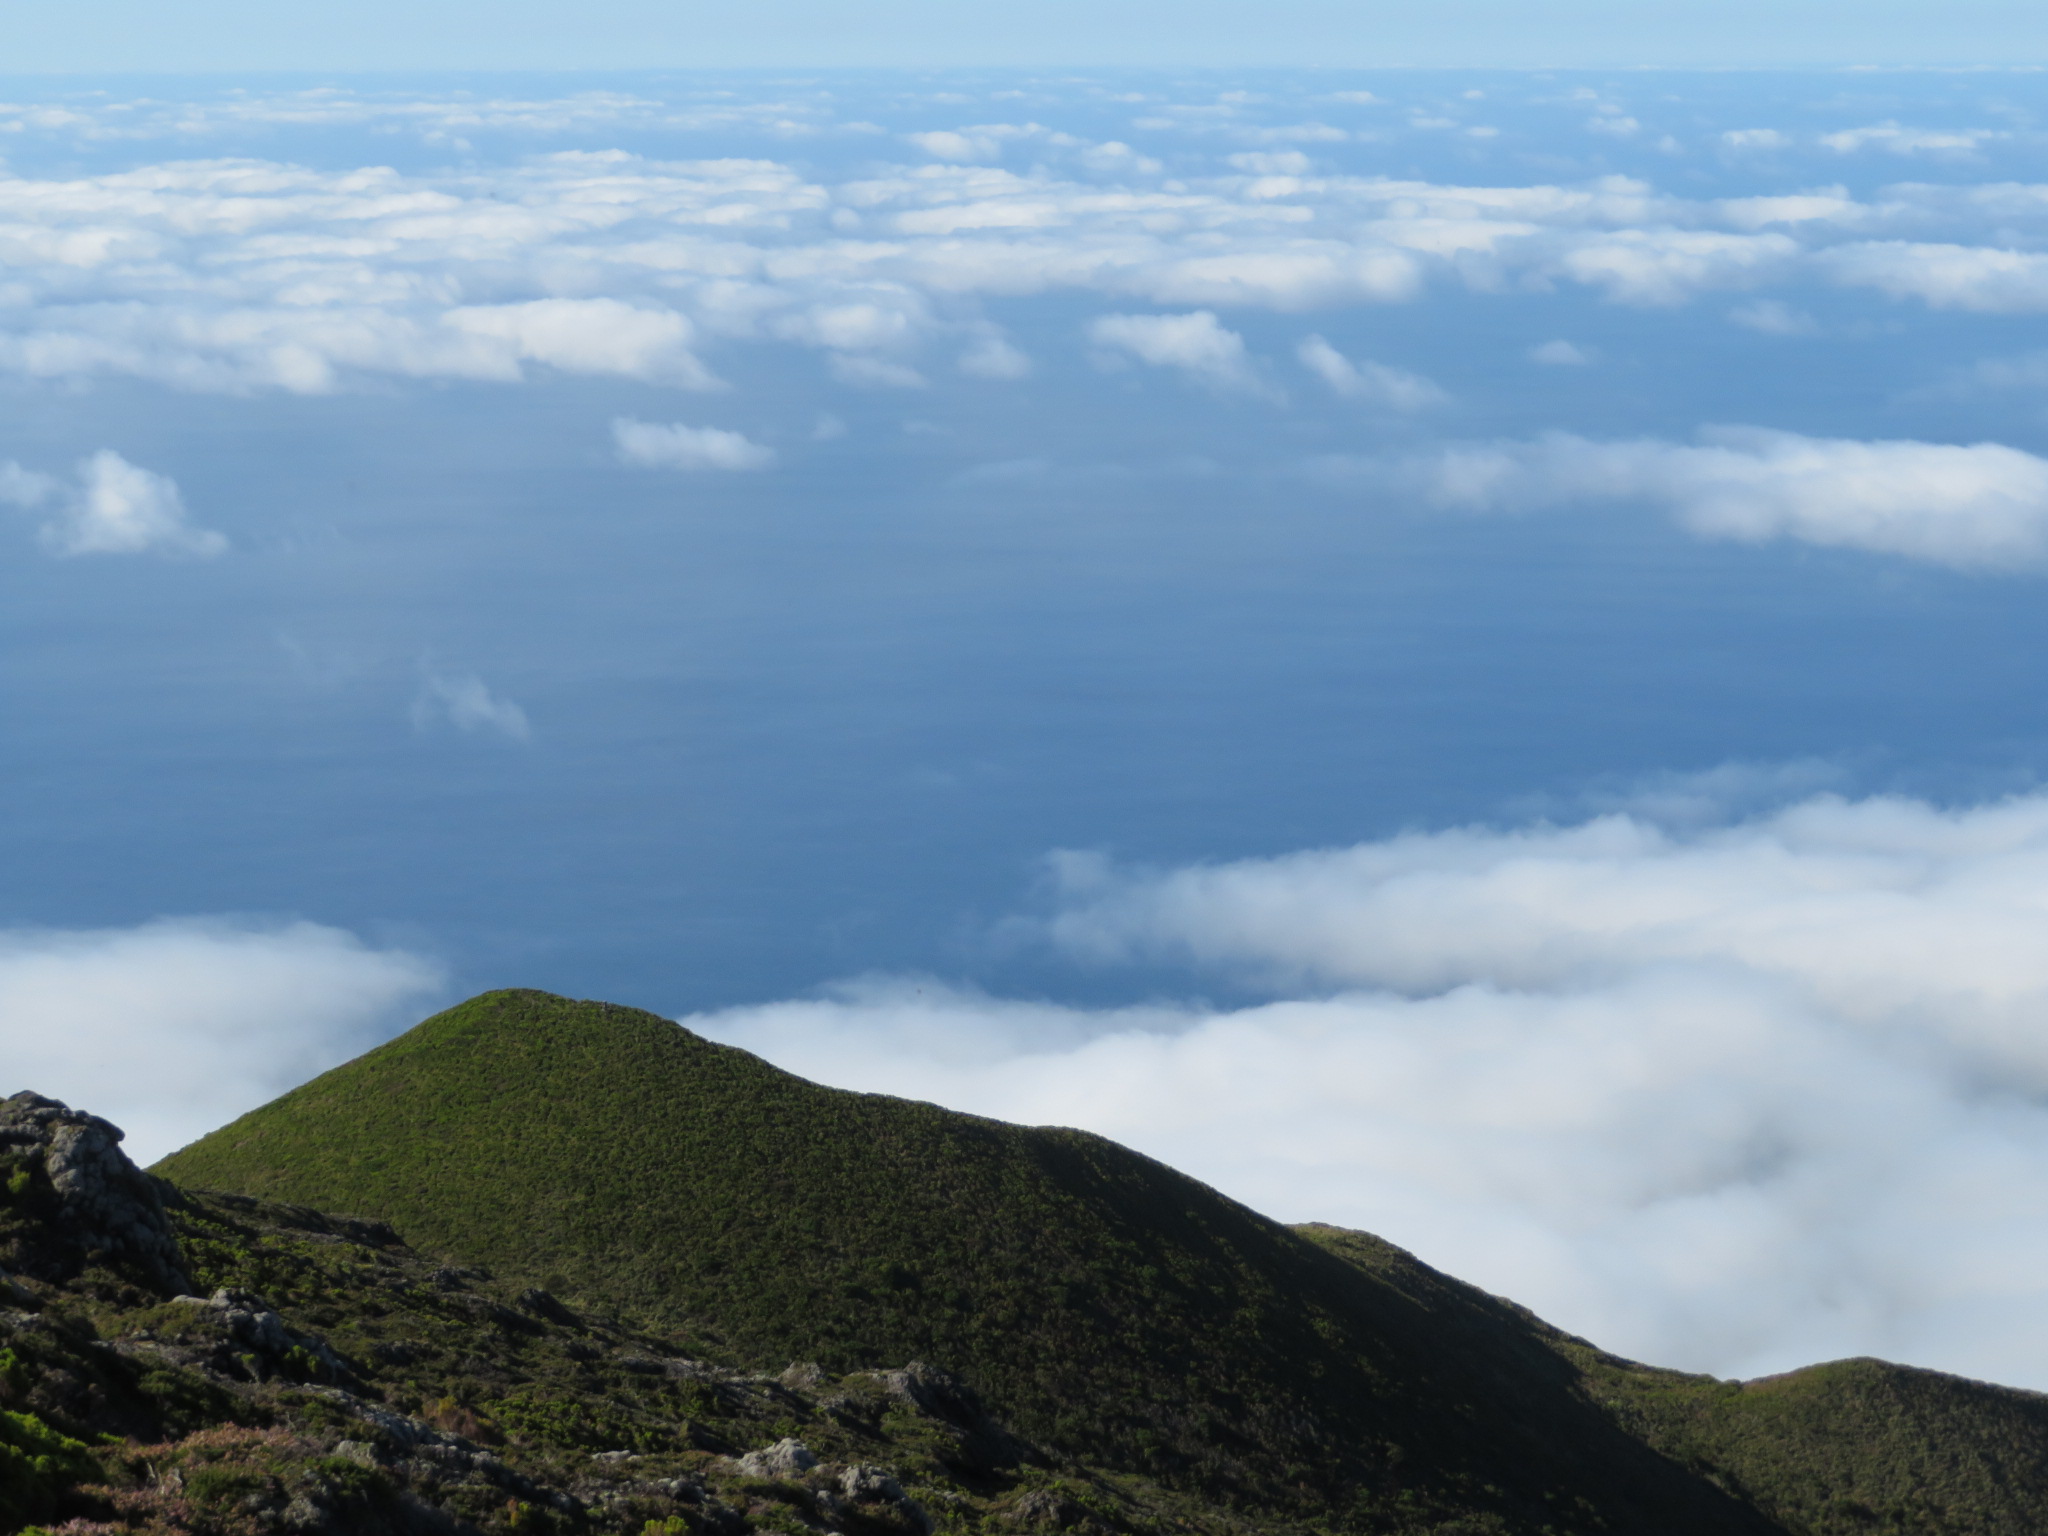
top-left (6, 0), bottom-right (2048, 73)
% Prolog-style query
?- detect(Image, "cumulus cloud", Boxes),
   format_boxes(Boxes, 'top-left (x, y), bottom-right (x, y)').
top-left (1088, 310), bottom-right (1258, 388)
top-left (613, 418), bottom-right (775, 471)
top-left (1528, 339), bottom-right (1593, 365)
top-left (443, 300), bottom-right (719, 389)
top-left (0, 918), bottom-right (442, 1163)
top-left (5, 450), bottom-right (225, 558)
top-left (690, 788), bottom-right (2048, 1388)
top-left (1409, 426), bottom-right (2048, 569)
top-left (1296, 334), bottom-right (1446, 408)
top-left (411, 671), bottom-right (531, 740)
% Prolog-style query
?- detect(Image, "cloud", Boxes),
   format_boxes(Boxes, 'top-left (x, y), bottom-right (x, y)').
top-left (1821, 124), bottom-right (2006, 156)
top-left (14, 450), bottom-right (226, 558)
top-left (411, 671), bottom-right (531, 740)
top-left (0, 96), bottom-right (2032, 391)
top-left (1821, 241), bottom-right (2048, 313)
top-left (690, 788), bottom-right (2048, 1389)
top-left (442, 300), bottom-right (720, 389)
top-left (1088, 310), bottom-right (1257, 388)
top-left (906, 130), bottom-right (1004, 163)
top-left (1527, 339), bottom-right (1593, 365)
top-left (613, 418), bottom-right (775, 471)
top-left (1728, 299), bottom-right (1820, 335)
top-left (957, 331), bottom-right (1033, 380)
top-left (1296, 334), bottom-right (1446, 408)
top-left (1408, 427), bottom-right (2048, 569)
top-left (828, 354), bottom-right (928, 389)
top-left (1229, 151), bottom-right (1312, 175)
top-left (0, 917), bottom-right (442, 1163)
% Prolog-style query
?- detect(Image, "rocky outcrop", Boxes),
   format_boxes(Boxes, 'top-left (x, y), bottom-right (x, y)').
top-left (0, 1090), bottom-right (190, 1294)
top-left (880, 1362), bottom-right (1037, 1473)
top-left (735, 1437), bottom-right (818, 1478)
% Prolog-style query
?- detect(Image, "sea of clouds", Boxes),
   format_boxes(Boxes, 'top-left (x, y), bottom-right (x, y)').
top-left (1, 78), bottom-right (2048, 564)
top-left (20, 70), bottom-right (2048, 1392)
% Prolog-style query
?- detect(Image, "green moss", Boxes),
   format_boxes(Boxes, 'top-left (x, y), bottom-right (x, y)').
top-left (0, 1403), bottom-right (97, 1529)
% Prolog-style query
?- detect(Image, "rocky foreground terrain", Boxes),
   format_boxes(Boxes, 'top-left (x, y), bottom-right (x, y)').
top-left (0, 1091), bottom-right (1245, 1536)
top-left (21, 988), bottom-right (2048, 1536)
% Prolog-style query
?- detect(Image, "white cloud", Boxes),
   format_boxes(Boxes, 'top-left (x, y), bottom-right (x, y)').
top-left (1409, 426), bottom-right (2048, 569)
top-left (442, 300), bottom-right (719, 389)
top-left (906, 130), bottom-right (1004, 163)
top-left (1548, 229), bottom-right (1799, 306)
top-left (1528, 339), bottom-right (1593, 365)
top-left (1088, 310), bottom-right (1257, 387)
top-left (411, 671), bottom-right (531, 740)
top-left (1821, 124), bottom-right (2006, 156)
top-left (0, 98), bottom-right (2033, 390)
top-left (1296, 334), bottom-right (1446, 408)
top-left (1229, 151), bottom-right (1312, 176)
top-left (1822, 241), bottom-right (2048, 313)
top-left (1729, 299), bottom-right (1820, 335)
top-left (0, 918), bottom-right (442, 1163)
top-left (957, 331), bottom-right (1033, 380)
top-left (613, 418), bottom-right (775, 471)
top-left (28, 450), bottom-right (225, 558)
top-left (1721, 128), bottom-right (1790, 150)
top-left (690, 788), bottom-right (2048, 1389)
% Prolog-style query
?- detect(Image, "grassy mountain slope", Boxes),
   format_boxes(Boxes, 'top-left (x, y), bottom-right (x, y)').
top-left (2, 1163), bottom-right (1266, 1536)
top-left (1306, 1223), bottom-right (2048, 1536)
top-left (157, 989), bottom-right (1775, 1536)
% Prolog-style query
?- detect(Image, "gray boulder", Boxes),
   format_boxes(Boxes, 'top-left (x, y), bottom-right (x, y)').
top-left (735, 1438), bottom-right (818, 1478)
top-left (0, 1091), bottom-right (190, 1294)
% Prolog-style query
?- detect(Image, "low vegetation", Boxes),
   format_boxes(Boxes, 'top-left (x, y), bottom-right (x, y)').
top-left (0, 988), bottom-right (2037, 1534)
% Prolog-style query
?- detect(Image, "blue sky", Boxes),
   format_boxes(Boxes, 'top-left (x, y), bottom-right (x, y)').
top-left (9, 2), bottom-right (2048, 69)
top-left (18, 64), bottom-right (2048, 1394)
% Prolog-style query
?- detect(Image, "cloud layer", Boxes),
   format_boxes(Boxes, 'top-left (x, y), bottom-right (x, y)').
top-left (691, 788), bottom-right (2048, 1389)
top-left (1407, 428), bottom-right (2048, 568)
top-left (1, 918), bottom-right (443, 1163)
top-left (0, 92), bottom-right (2046, 396)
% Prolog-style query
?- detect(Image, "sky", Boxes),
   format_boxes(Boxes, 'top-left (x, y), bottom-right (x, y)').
top-left (19, 61), bottom-right (2048, 1392)
top-left (11, 2), bottom-right (2048, 70)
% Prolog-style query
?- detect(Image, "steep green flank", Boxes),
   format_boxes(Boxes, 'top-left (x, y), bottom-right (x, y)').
top-left (159, 989), bottom-right (1771, 1536)
top-left (1594, 1356), bottom-right (2048, 1536)
top-left (1304, 1223), bottom-right (2048, 1536)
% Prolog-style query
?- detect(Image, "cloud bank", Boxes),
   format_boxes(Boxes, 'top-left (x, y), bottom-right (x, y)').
top-left (690, 788), bottom-right (2048, 1390)
top-left (0, 918), bottom-right (443, 1163)
top-left (1408, 427), bottom-right (2048, 568)
top-left (0, 97), bottom-right (2042, 394)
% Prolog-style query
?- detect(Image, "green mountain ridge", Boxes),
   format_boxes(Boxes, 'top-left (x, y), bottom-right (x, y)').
top-left (6, 987), bottom-right (2048, 1535)
top-left (160, 989), bottom-right (1762, 1534)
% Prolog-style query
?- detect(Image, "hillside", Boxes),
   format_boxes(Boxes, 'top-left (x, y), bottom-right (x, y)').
top-left (155, 989), bottom-right (1771, 1535)
top-left (0, 1090), bottom-right (1256, 1536)
top-left (83, 984), bottom-right (2047, 1536)
top-left (1307, 1223), bottom-right (2048, 1535)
